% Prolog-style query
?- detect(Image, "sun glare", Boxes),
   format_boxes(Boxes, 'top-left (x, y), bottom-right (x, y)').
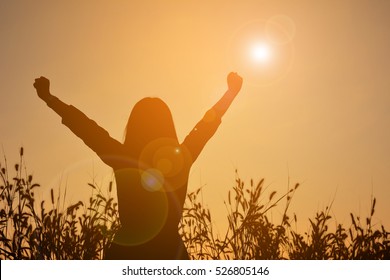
top-left (251, 43), bottom-right (271, 63)
top-left (228, 19), bottom-right (294, 86)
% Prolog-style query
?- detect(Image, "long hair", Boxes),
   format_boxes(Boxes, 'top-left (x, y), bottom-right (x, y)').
top-left (123, 98), bottom-right (178, 158)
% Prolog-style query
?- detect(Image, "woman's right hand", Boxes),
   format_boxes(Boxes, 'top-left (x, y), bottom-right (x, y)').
top-left (33, 76), bottom-right (51, 100)
top-left (227, 72), bottom-right (243, 94)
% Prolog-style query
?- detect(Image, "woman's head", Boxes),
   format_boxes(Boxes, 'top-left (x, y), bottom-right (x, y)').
top-left (124, 98), bottom-right (178, 153)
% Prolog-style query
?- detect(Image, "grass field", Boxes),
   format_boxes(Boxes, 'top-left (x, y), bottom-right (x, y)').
top-left (1, 148), bottom-right (389, 259)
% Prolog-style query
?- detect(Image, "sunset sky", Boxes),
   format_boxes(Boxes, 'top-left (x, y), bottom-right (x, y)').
top-left (1, 0), bottom-right (389, 232)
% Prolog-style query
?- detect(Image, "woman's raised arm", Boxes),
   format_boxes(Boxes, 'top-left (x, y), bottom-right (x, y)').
top-left (33, 76), bottom-right (65, 115)
top-left (33, 76), bottom-right (123, 168)
top-left (181, 72), bottom-right (243, 163)
top-left (211, 72), bottom-right (243, 118)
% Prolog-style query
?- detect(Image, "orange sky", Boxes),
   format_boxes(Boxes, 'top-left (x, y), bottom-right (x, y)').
top-left (1, 0), bottom-right (389, 233)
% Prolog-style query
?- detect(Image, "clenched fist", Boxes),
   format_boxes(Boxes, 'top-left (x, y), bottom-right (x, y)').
top-left (227, 72), bottom-right (243, 94)
top-left (33, 76), bottom-right (51, 100)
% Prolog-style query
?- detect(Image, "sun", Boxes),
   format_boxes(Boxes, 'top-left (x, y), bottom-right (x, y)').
top-left (251, 43), bottom-right (272, 63)
top-left (228, 19), bottom-right (294, 86)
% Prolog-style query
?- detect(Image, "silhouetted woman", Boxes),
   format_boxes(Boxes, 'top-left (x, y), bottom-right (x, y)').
top-left (33, 72), bottom-right (243, 259)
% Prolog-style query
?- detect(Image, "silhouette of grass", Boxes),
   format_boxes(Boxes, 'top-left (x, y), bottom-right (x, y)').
top-left (1, 148), bottom-right (389, 259)
top-left (0, 148), bottom-right (120, 259)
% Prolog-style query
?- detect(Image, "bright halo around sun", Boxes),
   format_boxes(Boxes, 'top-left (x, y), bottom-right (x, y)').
top-left (251, 43), bottom-right (272, 63)
top-left (227, 16), bottom-right (295, 87)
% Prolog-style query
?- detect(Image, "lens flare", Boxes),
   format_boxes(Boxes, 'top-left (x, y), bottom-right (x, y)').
top-left (113, 167), bottom-right (170, 246)
top-left (139, 138), bottom-right (191, 191)
top-left (141, 168), bottom-right (164, 191)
